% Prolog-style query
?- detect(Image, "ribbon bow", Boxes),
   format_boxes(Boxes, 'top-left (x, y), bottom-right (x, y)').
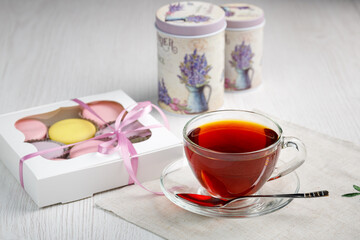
top-left (19, 99), bottom-right (169, 195)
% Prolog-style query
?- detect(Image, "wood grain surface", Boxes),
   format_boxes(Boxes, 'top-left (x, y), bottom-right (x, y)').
top-left (0, 0), bottom-right (359, 239)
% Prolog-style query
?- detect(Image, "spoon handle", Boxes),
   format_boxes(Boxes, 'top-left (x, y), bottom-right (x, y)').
top-left (176, 191), bottom-right (329, 207)
top-left (237, 190), bottom-right (329, 199)
top-left (225, 190), bottom-right (329, 206)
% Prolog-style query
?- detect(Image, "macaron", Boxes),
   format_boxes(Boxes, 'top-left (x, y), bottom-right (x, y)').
top-left (81, 101), bottom-right (124, 127)
top-left (69, 140), bottom-right (104, 158)
top-left (48, 118), bottom-right (96, 145)
top-left (30, 140), bottom-right (68, 159)
top-left (15, 118), bottom-right (47, 141)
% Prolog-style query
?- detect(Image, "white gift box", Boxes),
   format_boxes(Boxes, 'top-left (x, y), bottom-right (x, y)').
top-left (0, 90), bottom-right (183, 207)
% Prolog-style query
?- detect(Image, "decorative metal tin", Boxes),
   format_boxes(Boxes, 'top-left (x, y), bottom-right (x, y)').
top-left (222, 3), bottom-right (265, 91)
top-left (156, 1), bottom-right (226, 114)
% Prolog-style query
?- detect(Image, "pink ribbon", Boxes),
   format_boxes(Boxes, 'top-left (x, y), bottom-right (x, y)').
top-left (19, 99), bottom-right (169, 195)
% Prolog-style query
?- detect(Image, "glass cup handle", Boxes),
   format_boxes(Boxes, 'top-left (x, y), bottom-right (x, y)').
top-left (268, 137), bottom-right (306, 181)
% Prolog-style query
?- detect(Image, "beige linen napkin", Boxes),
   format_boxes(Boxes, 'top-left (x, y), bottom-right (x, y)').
top-left (96, 117), bottom-right (360, 240)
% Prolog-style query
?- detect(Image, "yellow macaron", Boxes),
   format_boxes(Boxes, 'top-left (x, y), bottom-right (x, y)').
top-left (49, 119), bottom-right (96, 145)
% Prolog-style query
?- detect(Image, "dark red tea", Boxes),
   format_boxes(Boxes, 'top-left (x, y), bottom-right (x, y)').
top-left (184, 120), bottom-right (280, 198)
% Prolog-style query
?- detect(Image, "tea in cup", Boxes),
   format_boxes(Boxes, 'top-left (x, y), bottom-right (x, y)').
top-left (183, 110), bottom-right (306, 199)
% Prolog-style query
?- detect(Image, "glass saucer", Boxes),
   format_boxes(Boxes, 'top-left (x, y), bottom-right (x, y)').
top-left (160, 158), bottom-right (300, 218)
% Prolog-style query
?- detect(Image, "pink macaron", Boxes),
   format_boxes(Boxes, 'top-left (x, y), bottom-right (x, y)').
top-left (69, 140), bottom-right (104, 158)
top-left (15, 118), bottom-right (47, 141)
top-left (81, 101), bottom-right (124, 127)
top-left (30, 141), bottom-right (68, 159)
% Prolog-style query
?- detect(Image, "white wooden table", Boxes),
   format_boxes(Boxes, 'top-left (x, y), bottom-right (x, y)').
top-left (0, 0), bottom-right (359, 239)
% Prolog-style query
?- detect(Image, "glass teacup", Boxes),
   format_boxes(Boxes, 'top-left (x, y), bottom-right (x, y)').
top-left (183, 110), bottom-right (306, 199)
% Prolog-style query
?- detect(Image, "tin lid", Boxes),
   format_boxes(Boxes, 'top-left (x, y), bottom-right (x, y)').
top-left (155, 1), bottom-right (226, 36)
top-left (221, 3), bottom-right (265, 29)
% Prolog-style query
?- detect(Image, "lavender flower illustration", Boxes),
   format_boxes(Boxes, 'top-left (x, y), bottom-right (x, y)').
top-left (228, 41), bottom-right (255, 90)
top-left (238, 6), bottom-right (251, 10)
top-left (178, 49), bottom-right (212, 88)
top-left (221, 7), bottom-right (235, 17)
top-left (225, 11), bottom-right (235, 17)
top-left (184, 15), bottom-right (210, 23)
top-left (158, 78), bottom-right (171, 105)
top-left (178, 49), bottom-right (212, 113)
top-left (221, 6), bottom-right (251, 17)
top-left (158, 78), bottom-right (189, 113)
top-left (164, 2), bottom-right (210, 23)
top-left (229, 41), bottom-right (254, 70)
top-left (166, 15), bottom-right (210, 23)
top-left (167, 3), bottom-right (183, 14)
